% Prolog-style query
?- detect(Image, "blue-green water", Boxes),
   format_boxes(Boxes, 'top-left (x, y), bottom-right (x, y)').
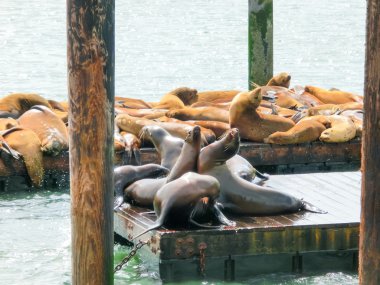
top-left (0, 0), bottom-right (365, 284)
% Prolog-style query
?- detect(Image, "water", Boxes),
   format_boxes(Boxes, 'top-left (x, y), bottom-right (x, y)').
top-left (0, 0), bottom-right (365, 284)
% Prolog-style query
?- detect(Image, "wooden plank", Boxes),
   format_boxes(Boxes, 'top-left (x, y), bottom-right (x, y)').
top-left (360, 0), bottom-right (380, 283)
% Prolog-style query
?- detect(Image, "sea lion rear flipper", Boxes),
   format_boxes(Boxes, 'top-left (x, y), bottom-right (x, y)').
top-left (211, 203), bottom-right (236, 227)
top-left (133, 218), bottom-right (163, 240)
top-left (302, 200), bottom-right (327, 214)
top-left (189, 217), bottom-right (220, 229)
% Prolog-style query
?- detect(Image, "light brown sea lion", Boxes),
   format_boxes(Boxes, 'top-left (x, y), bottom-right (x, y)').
top-left (2, 127), bottom-right (43, 187)
top-left (190, 101), bottom-right (231, 110)
top-left (120, 131), bottom-right (141, 165)
top-left (140, 125), bottom-right (183, 170)
top-left (264, 120), bottom-right (326, 144)
top-left (166, 106), bottom-right (229, 123)
top-left (115, 107), bottom-right (168, 118)
top-left (47, 100), bottom-right (67, 112)
top-left (114, 164), bottom-right (169, 209)
top-left (165, 126), bottom-right (201, 182)
top-left (196, 90), bottom-right (241, 103)
top-left (0, 118), bottom-right (18, 130)
top-left (115, 97), bottom-right (152, 109)
top-left (134, 172), bottom-right (235, 239)
top-left (52, 110), bottom-right (69, 124)
top-left (304, 86), bottom-right (363, 104)
top-left (0, 93), bottom-right (53, 118)
top-left (198, 130), bottom-right (325, 216)
top-left (152, 87), bottom-right (198, 110)
top-left (116, 113), bottom-right (214, 145)
top-left (266, 72), bottom-right (291, 88)
top-left (339, 110), bottom-right (363, 137)
top-left (18, 105), bottom-right (69, 155)
top-left (229, 88), bottom-right (295, 142)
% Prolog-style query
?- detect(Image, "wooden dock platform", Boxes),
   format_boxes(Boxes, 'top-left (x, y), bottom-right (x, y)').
top-left (0, 139), bottom-right (360, 191)
top-left (114, 171), bottom-right (361, 282)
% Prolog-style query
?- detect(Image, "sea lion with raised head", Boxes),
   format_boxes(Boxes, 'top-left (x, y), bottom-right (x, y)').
top-left (266, 72), bottom-right (292, 88)
top-left (229, 88), bottom-right (295, 142)
top-left (18, 105), bottom-right (69, 156)
top-left (113, 164), bottom-right (169, 209)
top-left (134, 172), bottom-right (235, 239)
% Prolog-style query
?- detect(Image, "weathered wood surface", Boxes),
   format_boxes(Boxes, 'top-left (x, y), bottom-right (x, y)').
top-left (114, 171), bottom-right (361, 281)
top-left (248, 0), bottom-right (273, 88)
top-left (67, 0), bottom-right (115, 284)
top-left (0, 139), bottom-right (361, 179)
top-left (359, 0), bottom-right (380, 284)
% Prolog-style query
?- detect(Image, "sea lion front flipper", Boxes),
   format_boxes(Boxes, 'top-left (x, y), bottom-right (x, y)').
top-left (302, 200), bottom-right (327, 214)
top-left (133, 148), bottom-right (141, 165)
top-left (210, 203), bottom-right (236, 227)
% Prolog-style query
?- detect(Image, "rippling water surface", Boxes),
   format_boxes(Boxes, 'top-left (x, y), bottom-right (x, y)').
top-left (0, 0), bottom-right (364, 284)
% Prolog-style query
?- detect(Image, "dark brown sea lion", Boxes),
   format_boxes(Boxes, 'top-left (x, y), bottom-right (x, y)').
top-left (264, 120), bottom-right (326, 144)
top-left (304, 86), bottom-right (363, 104)
top-left (134, 172), bottom-right (235, 239)
top-left (140, 125), bottom-right (183, 170)
top-left (166, 106), bottom-right (229, 123)
top-left (113, 164), bottom-right (169, 209)
top-left (18, 105), bottom-right (69, 155)
top-left (0, 93), bottom-right (53, 118)
top-left (2, 127), bottom-right (43, 187)
top-left (196, 90), bottom-right (241, 103)
top-left (152, 87), bottom-right (198, 110)
top-left (266, 72), bottom-right (291, 88)
top-left (229, 88), bottom-right (295, 142)
top-left (166, 126), bottom-right (201, 182)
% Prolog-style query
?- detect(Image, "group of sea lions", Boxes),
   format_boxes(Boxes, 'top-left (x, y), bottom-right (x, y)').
top-left (114, 125), bottom-right (326, 239)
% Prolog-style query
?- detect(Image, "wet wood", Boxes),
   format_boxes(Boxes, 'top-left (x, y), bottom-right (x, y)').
top-left (114, 171), bottom-right (361, 281)
top-left (248, 0), bottom-right (273, 88)
top-left (359, 0), bottom-right (380, 284)
top-left (67, 0), bottom-right (115, 284)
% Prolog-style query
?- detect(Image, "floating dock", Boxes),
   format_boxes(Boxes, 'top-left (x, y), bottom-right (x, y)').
top-left (0, 139), bottom-right (360, 191)
top-left (114, 171), bottom-right (361, 282)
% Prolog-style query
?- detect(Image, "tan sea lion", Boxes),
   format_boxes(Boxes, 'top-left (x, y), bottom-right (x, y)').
top-left (2, 127), bottom-right (43, 187)
top-left (114, 164), bottom-right (169, 209)
top-left (166, 106), bottom-right (229, 123)
top-left (165, 126), bottom-right (201, 182)
top-left (18, 105), bottom-right (69, 155)
top-left (229, 88), bottom-right (295, 142)
top-left (0, 93), bottom-right (53, 118)
top-left (264, 120), bottom-right (326, 144)
top-left (115, 97), bottom-right (152, 109)
top-left (196, 90), bottom-right (241, 103)
top-left (304, 86), bottom-right (363, 104)
top-left (134, 172), bottom-right (235, 239)
top-left (190, 101), bottom-right (231, 110)
top-left (339, 110), bottom-right (363, 137)
top-left (0, 118), bottom-right (18, 130)
top-left (152, 87), bottom-right (198, 110)
top-left (266, 72), bottom-right (291, 88)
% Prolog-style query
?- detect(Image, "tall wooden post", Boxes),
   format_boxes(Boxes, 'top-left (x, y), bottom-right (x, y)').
top-left (359, 0), bottom-right (380, 284)
top-left (67, 0), bottom-right (115, 284)
top-left (248, 0), bottom-right (273, 89)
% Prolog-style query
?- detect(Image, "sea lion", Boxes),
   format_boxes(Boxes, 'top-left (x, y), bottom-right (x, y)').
top-left (229, 88), bottom-right (295, 142)
top-left (2, 127), bottom-right (44, 187)
top-left (191, 101), bottom-right (231, 110)
top-left (140, 125), bottom-right (183, 170)
top-left (266, 72), bottom-right (291, 88)
top-left (116, 113), bottom-right (214, 145)
top-left (166, 106), bottom-right (229, 123)
top-left (304, 86), bottom-right (363, 104)
top-left (165, 126), bottom-right (201, 182)
top-left (264, 120), bottom-right (326, 144)
top-left (134, 172), bottom-right (235, 239)
top-left (120, 131), bottom-right (141, 165)
top-left (196, 90), bottom-right (241, 103)
top-left (18, 105), bottom-right (69, 155)
top-left (187, 120), bottom-right (230, 138)
top-left (113, 164), bottom-right (169, 209)
top-left (125, 177), bottom-right (166, 208)
top-left (115, 107), bottom-right (168, 118)
top-left (152, 87), bottom-right (198, 110)
top-left (339, 110), bottom-right (363, 136)
top-left (115, 97), bottom-right (152, 109)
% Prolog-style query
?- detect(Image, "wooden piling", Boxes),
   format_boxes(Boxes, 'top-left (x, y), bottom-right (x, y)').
top-left (248, 0), bottom-right (273, 88)
top-left (359, 0), bottom-right (380, 284)
top-left (67, 0), bottom-right (115, 284)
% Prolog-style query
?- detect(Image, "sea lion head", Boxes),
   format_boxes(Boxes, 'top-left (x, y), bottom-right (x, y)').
top-left (140, 125), bottom-right (168, 142)
top-left (219, 128), bottom-right (240, 157)
top-left (185, 126), bottom-right (201, 144)
top-left (267, 72), bottom-right (291, 88)
top-left (248, 88), bottom-right (262, 108)
top-left (171, 87), bottom-right (198, 106)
